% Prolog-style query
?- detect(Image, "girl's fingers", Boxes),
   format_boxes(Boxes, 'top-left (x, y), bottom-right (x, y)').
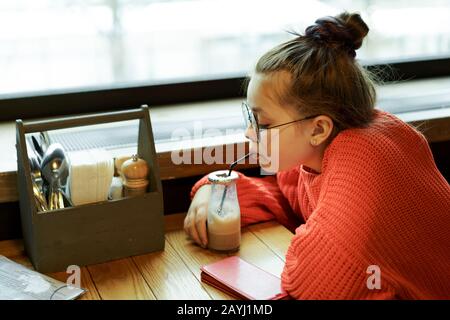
top-left (185, 190), bottom-right (210, 248)
top-left (189, 223), bottom-right (202, 247)
top-left (183, 208), bottom-right (194, 234)
top-left (195, 205), bottom-right (208, 248)
top-left (187, 209), bottom-right (202, 246)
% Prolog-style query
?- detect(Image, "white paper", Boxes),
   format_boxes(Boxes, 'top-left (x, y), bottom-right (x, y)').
top-left (0, 255), bottom-right (85, 300)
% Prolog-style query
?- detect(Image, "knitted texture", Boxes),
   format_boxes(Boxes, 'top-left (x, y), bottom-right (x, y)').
top-left (190, 110), bottom-right (450, 299)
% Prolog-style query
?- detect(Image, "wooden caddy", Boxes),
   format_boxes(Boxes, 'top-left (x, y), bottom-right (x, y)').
top-left (16, 105), bottom-right (165, 273)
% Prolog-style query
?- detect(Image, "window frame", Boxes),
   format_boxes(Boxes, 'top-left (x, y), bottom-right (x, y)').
top-left (1, 55), bottom-right (450, 122)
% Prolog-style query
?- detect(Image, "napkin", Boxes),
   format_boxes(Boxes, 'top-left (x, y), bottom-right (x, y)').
top-left (67, 149), bottom-right (114, 206)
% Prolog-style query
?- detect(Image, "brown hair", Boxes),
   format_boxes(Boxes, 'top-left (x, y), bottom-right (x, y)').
top-left (252, 12), bottom-right (377, 139)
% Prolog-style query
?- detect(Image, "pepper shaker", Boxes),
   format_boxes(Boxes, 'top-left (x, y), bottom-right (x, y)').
top-left (121, 154), bottom-right (149, 197)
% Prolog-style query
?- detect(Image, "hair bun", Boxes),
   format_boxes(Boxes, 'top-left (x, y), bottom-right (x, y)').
top-left (337, 12), bottom-right (369, 50)
top-left (304, 12), bottom-right (369, 57)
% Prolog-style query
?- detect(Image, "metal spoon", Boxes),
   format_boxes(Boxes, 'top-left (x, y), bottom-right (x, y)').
top-left (40, 131), bottom-right (50, 155)
top-left (28, 147), bottom-right (48, 212)
top-left (31, 135), bottom-right (44, 163)
top-left (41, 143), bottom-right (72, 210)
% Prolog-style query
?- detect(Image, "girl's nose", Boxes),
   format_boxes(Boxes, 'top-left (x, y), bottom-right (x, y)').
top-left (244, 127), bottom-right (257, 143)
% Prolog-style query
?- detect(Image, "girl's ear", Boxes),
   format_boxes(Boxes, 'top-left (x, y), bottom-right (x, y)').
top-left (310, 115), bottom-right (334, 146)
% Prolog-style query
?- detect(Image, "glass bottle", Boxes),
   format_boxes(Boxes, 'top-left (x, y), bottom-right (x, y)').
top-left (207, 170), bottom-right (240, 252)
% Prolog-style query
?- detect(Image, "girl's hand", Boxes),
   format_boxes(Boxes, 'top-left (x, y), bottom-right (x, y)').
top-left (184, 184), bottom-right (211, 248)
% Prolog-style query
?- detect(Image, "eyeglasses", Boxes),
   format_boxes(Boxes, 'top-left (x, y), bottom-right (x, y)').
top-left (241, 101), bottom-right (319, 142)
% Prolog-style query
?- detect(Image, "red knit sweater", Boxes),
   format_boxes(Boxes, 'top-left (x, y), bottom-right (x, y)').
top-left (190, 110), bottom-right (450, 299)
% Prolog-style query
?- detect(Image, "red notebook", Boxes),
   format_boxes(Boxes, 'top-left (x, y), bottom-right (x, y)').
top-left (200, 256), bottom-right (290, 300)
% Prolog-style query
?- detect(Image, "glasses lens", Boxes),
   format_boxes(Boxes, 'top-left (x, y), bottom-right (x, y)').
top-left (241, 102), bottom-right (259, 142)
top-left (241, 102), bottom-right (251, 129)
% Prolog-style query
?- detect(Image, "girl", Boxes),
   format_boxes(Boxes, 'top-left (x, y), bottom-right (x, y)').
top-left (184, 12), bottom-right (450, 299)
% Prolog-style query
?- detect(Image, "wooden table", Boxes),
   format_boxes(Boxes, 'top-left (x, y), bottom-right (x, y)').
top-left (0, 213), bottom-right (293, 300)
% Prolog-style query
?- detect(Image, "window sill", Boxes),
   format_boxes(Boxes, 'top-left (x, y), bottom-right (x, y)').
top-left (2, 77), bottom-right (450, 204)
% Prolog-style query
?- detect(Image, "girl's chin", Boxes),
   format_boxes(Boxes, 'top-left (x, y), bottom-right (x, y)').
top-left (260, 166), bottom-right (278, 175)
top-left (259, 158), bottom-right (280, 174)
top-left (260, 158), bottom-right (302, 173)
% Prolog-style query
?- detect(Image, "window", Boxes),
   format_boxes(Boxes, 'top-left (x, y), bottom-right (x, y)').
top-left (1, 0), bottom-right (450, 97)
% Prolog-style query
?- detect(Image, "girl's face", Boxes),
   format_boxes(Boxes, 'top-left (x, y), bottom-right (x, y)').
top-left (245, 71), bottom-right (332, 173)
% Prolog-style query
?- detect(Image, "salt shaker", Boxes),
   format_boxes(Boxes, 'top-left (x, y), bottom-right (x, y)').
top-left (207, 170), bottom-right (240, 252)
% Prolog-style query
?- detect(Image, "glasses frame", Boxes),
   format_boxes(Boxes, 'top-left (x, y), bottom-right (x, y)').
top-left (242, 101), bottom-right (319, 142)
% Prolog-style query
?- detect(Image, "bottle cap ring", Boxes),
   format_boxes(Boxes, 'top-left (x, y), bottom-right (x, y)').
top-left (207, 170), bottom-right (239, 184)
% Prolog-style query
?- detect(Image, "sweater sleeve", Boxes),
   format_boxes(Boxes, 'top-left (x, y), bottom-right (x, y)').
top-left (190, 172), bottom-right (302, 232)
top-left (281, 217), bottom-right (398, 299)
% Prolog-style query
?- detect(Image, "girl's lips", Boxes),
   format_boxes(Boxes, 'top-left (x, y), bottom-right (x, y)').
top-left (253, 153), bottom-right (272, 166)
top-left (248, 146), bottom-right (273, 165)
top-left (248, 151), bottom-right (266, 160)
top-left (249, 153), bottom-right (259, 161)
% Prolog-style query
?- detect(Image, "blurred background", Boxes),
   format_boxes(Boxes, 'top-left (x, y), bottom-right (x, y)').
top-left (1, 0), bottom-right (449, 96)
